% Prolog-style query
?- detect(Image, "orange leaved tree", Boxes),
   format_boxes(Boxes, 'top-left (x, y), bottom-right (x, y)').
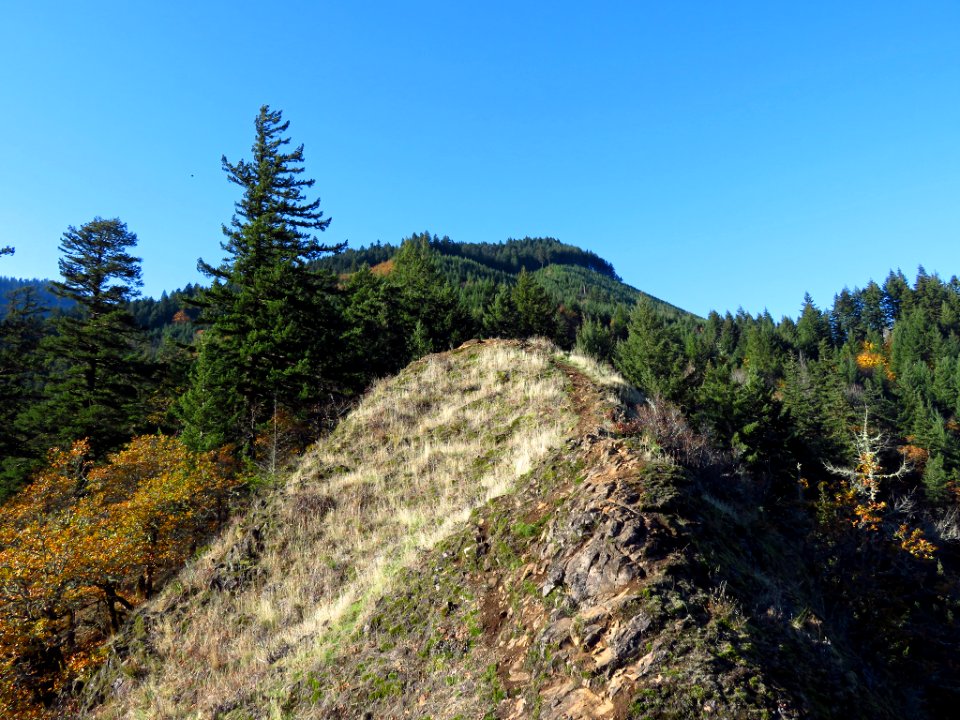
top-left (0, 435), bottom-right (238, 716)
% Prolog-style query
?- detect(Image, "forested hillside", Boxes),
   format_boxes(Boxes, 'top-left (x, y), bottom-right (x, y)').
top-left (316, 233), bottom-right (687, 325)
top-left (0, 278), bottom-right (73, 315)
top-left (1, 105), bottom-right (958, 718)
top-left (317, 235), bottom-right (619, 278)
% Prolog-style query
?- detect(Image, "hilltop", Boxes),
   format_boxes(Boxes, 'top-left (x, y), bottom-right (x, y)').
top-left (69, 339), bottom-right (956, 719)
top-left (317, 235), bottom-right (693, 321)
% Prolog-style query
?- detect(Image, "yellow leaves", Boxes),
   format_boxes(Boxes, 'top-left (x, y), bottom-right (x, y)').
top-left (851, 500), bottom-right (886, 530)
top-left (895, 524), bottom-right (937, 560)
top-left (854, 340), bottom-right (895, 380)
top-left (0, 434), bottom-right (240, 717)
top-left (855, 341), bottom-right (884, 369)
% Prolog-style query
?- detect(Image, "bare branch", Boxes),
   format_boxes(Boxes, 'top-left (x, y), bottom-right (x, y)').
top-left (824, 406), bottom-right (911, 500)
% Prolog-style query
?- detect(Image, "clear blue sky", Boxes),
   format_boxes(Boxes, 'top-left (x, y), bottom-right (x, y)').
top-left (1, 1), bottom-right (958, 319)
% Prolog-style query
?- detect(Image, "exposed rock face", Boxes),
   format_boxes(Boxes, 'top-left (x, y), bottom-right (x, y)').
top-left (491, 435), bottom-right (686, 720)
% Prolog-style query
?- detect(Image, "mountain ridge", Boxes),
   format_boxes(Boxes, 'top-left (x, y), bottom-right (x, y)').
top-left (69, 339), bottom-right (939, 719)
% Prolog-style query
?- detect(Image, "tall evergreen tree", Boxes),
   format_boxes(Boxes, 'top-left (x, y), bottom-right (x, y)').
top-left (179, 106), bottom-right (344, 452)
top-left (860, 281), bottom-right (888, 335)
top-left (882, 269), bottom-right (911, 324)
top-left (23, 218), bottom-right (146, 454)
top-left (830, 288), bottom-right (862, 344)
top-left (795, 293), bottom-right (831, 358)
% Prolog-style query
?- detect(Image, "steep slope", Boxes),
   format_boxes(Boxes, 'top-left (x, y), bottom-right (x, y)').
top-left (76, 340), bottom-right (584, 718)
top-left (75, 341), bottom-right (922, 719)
top-left (530, 264), bottom-right (690, 320)
top-left (320, 235), bottom-right (697, 320)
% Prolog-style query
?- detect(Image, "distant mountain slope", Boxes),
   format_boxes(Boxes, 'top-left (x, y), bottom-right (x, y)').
top-left (74, 340), bottom-right (946, 719)
top-left (320, 235), bottom-right (696, 320)
top-left (1, 238), bottom-right (692, 326)
top-left (319, 236), bottom-right (618, 280)
top-left (0, 277), bottom-right (73, 314)
top-left (532, 264), bottom-right (689, 320)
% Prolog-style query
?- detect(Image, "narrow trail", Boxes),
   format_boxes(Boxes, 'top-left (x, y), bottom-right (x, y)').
top-left (552, 358), bottom-right (615, 435)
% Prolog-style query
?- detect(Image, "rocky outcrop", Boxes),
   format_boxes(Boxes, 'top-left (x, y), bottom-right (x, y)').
top-left (485, 436), bottom-right (693, 720)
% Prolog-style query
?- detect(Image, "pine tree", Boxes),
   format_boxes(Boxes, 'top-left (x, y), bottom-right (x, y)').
top-left (575, 316), bottom-right (614, 362)
top-left (483, 284), bottom-right (520, 338)
top-left (922, 453), bottom-right (949, 502)
top-left (386, 234), bottom-right (471, 359)
top-left (882, 269), bottom-right (911, 324)
top-left (795, 293), bottom-right (830, 358)
top-left (616, 298), bottom-right (689, 403)
top-left (180, 106), bottom-right (344, 452)
top-left (176, 333), bottom-right (245, 452)
top-left (860, 281), bottom-right (888, 335)
top-left (743, 311), bottom-right (784, 382)
top-left (512, 268), bottom-right (557, 339)
top-left (830, 288), bottom-right (862, 344)
top-left (780, 352), bottom-right (853, 466)
top-left (341, 266), bottom-right (404, 389)
top-left (22, 218), bottom-right (146, 455)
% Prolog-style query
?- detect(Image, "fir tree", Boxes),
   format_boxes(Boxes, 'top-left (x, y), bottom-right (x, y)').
top-left (512, 268), bottom-right (557, 339)
top-left (341, 266), bottom-right (404, 389)
top-left (882, 269), bottom-right (911, 324)
top-left (483, 284), bottom-right (520, 338)
top-left (386, 234), bottom-right (471, 359)
top-left (795, 293), bottom-right (830, 358)
top-left (181, 106), bottom-right (344, 452)
top-left (922, 453), bottom-right (949, 502)
top-left (23, 218), bottom-right (146, 454)
top-left (575, 316), bottom-right (614, 362)
top-left (860, 281), bottom-right (888, 335)
top-left (616, 298), bottom-right (689, 403)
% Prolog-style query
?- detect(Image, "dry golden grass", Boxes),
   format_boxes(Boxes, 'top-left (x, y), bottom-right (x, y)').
top-left (86, 341), bottom-right (576, 719)
top-left (563, 350), bottom-right (643, 408)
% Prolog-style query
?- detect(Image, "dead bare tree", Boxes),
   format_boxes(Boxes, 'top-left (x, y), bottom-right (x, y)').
top-left (824, 406), bottom-right (911, 501)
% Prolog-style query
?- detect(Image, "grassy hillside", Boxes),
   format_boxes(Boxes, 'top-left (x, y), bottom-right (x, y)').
top-left (72, 341), bottom-right (953, 719)
top-left (76, 340), bottom-right (585, 718)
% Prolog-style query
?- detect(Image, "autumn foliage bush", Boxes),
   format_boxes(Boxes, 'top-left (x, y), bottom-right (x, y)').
top-left (0, 435), bottom-right (239, 717)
